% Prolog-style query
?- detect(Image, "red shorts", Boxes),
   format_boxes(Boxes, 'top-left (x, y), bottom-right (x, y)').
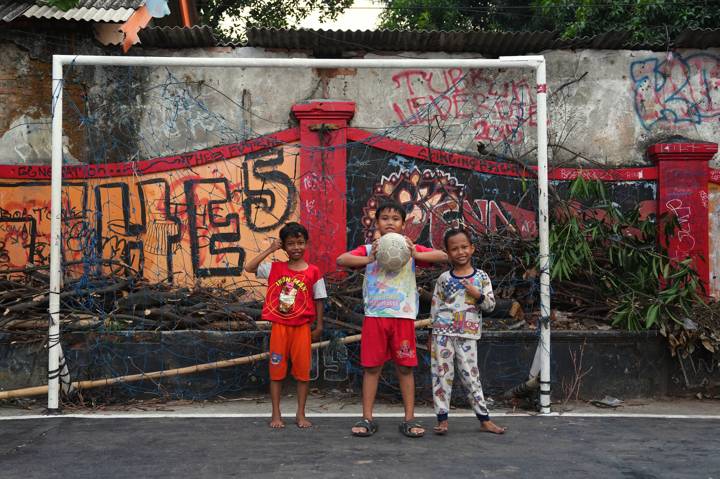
top-left (269, 323), bottom-right (311, 381)
top-left (360, 316), bottom-right (418, 368)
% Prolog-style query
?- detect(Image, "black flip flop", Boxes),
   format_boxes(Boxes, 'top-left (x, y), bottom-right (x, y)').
top-left (352, 418), bottom-right (378, 437)
top-left (399, 420), bottom-right (425, 438)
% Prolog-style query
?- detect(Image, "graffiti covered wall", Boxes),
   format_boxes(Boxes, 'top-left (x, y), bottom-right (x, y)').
top-left (631, 52), bottom-right (720, 131)
top-left (0, 138), bottom-right (301, 292)
top-left (345, 142), bottom-right (657, 251)
top-left (388, 68), bottom-right (537, 146)
top-left (4, 41), bottom-right (720, 170)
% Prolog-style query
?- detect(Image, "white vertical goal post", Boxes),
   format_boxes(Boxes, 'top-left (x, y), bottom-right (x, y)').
top-left (49, 54), bottom-right (552, 414)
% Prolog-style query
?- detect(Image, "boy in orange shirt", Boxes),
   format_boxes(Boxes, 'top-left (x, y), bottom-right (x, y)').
top-left (246, 222), bottom-right (326, 428)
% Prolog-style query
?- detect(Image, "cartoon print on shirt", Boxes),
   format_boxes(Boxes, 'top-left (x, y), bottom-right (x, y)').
top-left (278, 281), bottom-right (298, 313)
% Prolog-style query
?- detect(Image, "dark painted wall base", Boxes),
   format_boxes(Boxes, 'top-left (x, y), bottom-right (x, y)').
top-left (1, 330), bottom-right (718, 402)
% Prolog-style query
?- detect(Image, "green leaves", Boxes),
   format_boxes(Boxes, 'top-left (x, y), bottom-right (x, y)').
top-left (550, 175), bottom-right (704, 335)
top-left (201, 0), bottom-right (353, 42)
top-left (46, 0), bottom-right (80, 11)
top-left (535, 0), bottom-right (720, 43)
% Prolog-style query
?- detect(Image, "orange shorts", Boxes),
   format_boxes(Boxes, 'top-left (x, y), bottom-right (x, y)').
top-left (269, 322), bottom-right (311, 381)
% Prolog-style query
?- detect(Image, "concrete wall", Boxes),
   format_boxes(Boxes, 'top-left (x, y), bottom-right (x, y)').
top-left (2, 40), bottom-right (719, 168)
top-left (0, 141), bottom-right (301, 289)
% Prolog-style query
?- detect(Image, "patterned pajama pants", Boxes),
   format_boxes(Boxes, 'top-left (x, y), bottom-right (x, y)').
top-left (431, 334), bottom-right (490, 421)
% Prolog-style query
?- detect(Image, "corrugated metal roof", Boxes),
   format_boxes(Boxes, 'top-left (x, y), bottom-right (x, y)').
top-left (675, 28), bottom-right (720, 49)
top-left (22, 4), bottom-right (134, 22)
top-left (0, 1), bottom-right (33, 22)
top-left (245, 28), bottom-right (720, 56)
top-left (246, 28), bottom-right (562, 56)
top-left (65, 0), bottom-right (143, 8)
top-left (1, 0), bottom-right (143, 22)
top-left (138, 25), bottom-right (217, 48)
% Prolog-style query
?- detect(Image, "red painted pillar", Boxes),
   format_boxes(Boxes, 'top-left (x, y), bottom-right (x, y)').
top-left (292, 101), bottom-right (356, 275)
top-left (648, 142), bottom-right (717, 293)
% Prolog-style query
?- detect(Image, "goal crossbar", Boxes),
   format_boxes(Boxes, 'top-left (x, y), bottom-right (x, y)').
top-left (48, 54), bottom-right (551, 413)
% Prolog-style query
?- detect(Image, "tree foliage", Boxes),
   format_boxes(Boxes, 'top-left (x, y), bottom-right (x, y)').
top-left (378, 0), bottom-right (720, 43)
top-left (536, 0), bottom-right (720, 42)
top-left (198, 0), bottom-right (353, 41)
top-left (47, 0), bottom-right (353, 42)
top-left (378, 0), bottom-right (544, 31)
top-left (46, 0), bottom-right (83, 10)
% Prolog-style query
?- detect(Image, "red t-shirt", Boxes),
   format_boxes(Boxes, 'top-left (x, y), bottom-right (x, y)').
top-left (259, 262), bottom-right (327, 326)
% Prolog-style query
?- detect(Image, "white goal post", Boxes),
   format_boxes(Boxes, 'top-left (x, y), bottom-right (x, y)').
top-left (49, 54), bottom-right (551, 414)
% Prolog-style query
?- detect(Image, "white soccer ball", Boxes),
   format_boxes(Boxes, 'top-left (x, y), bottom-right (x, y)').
top-left (375, 232), bottom-right (411, 272)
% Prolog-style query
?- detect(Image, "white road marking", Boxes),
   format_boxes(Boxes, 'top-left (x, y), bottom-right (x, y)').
top-left (1, 412), bottom-right (719, 420)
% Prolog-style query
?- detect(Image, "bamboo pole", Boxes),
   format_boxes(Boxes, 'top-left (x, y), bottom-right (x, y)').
top-left (0, 319), bottom-right (431, 401)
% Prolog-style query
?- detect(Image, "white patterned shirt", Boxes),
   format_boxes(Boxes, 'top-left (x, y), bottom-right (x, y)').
top-left (430, 269), bottom-right (495, 339)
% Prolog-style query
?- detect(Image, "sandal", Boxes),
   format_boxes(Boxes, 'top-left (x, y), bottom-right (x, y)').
top-left (433, 424), bottom-right (448, 435)
top-left (352, 418), bottom-right (378, 437)
top-left (399, 420), bottom-right (425, 438)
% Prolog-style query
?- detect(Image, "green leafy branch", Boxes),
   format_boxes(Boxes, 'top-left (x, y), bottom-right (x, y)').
top-left (541, 175), bottom-right (717, 355)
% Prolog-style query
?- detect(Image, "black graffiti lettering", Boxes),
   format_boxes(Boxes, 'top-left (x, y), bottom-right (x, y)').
top-left (138, 179), bottom-right (182, 283)
top-left (95, 183), bottom-right (145, 276)
top-left (184, 178), bottom-right (244, 277)
top-left (0, 217), bottom-right (36, 265)
top-left (0, 240), bottom-right (9, 264)
top-left (242, 148), bottom-right (296, 232)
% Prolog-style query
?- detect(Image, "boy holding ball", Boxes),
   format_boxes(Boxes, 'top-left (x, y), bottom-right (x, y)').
top-left (337, 200), bottom-right (447, 437)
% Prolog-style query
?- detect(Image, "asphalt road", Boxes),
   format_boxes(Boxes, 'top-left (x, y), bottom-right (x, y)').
top-left (2, 416), bottom-right (718, 478)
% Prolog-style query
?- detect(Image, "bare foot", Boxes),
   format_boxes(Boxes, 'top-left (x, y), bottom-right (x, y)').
top-left (296, 415), bottom-right (313, 428)
top-left (270, 416), bottom-right (285, 428)
top-left (480, 420), bottom-right (507, 434)
top-left (433, 420), bottom-right (448, 435)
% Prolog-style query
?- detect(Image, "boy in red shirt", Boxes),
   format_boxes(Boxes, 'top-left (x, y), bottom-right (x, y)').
top-left (337, 200), bottom-right (447, 437)
top-left (246, 222), bottom-right (326, 428)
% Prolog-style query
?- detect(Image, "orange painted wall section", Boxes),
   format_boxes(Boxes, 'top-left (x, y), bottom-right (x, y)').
top-left (0, 144), bottom-right (301, 295)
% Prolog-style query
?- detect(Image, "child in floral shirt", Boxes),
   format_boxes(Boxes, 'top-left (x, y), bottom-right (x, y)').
top-left (430, 228), bottom-right (505, 435)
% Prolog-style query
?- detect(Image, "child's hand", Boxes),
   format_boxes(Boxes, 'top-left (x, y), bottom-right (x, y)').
top-left (404, 236), bottom-right (416, 258)
top-left (369, 239), bottom-right (379, 261)
top-left (460, 279), bottom-right (483, 300)
top-left (269, 238), bottom-right (283, 252)
top-left (311, 326), bottom-right (323, 342)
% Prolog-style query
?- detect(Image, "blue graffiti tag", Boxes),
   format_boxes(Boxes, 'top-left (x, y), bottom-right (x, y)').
top-left (630, 52), bottom-right (720, 130)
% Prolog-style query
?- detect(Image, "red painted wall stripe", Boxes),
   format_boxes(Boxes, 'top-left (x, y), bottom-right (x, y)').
top-left (0, 129), bottom-right (300, 180)
top-left (346, 128), bottom-right (658, 182)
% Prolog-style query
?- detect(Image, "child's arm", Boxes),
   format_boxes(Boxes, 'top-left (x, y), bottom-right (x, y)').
top-left (427, 277), bottom-right (444, 350)
top-left (312, 299), bottom-right (324, 341)
top-left (414, 248), bottom-right (448, 264)
top-left (336, 241), bottom-right (378, 269)
top-left (244, 238), bottom-right (282, 274)
top-left (312, 274), bottom-right (327, 341)
top-left (429, 277), bottom-right (442, 323)
top-left (405, 237), bottom-right (448, 264)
